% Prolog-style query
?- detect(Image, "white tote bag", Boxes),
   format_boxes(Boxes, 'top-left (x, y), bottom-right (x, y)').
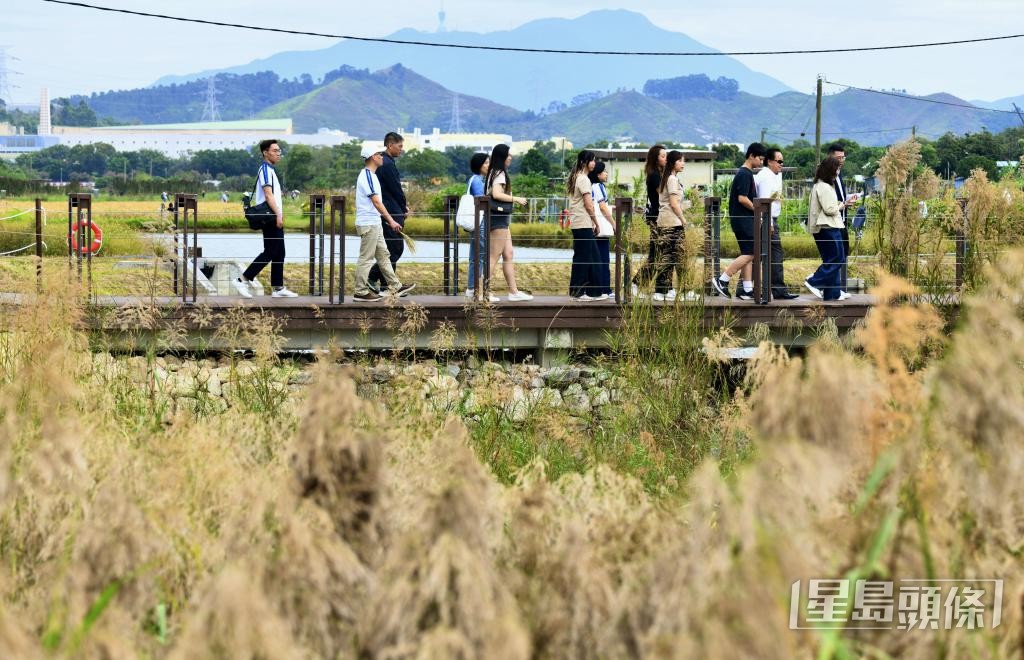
top-left (455, 178), bottom-right (478, 232)
top-left (593, 182), bottom-right (615, 237)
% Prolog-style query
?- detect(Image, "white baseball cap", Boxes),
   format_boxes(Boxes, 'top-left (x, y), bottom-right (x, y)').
top-left (361, 146), bottom-right (379, 160)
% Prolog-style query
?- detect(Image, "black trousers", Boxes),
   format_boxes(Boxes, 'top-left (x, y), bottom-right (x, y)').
top-left (632, 222), bottom-right (660, 286)
top-left (367, 218), bottom-right (405, 289)
top-left (242, 222), bottom-right (285, 287)
top-left (569, 228), bottom-right (602, 298)
top-left (770, 228), bottom-right (789, 295)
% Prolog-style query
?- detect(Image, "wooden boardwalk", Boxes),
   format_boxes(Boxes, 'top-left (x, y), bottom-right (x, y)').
top-left (2, 291), bottom-right (877, 357)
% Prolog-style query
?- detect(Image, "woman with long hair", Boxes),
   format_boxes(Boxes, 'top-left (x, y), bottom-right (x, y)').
top-left (804, 156), bottom-right (849, 301)
top-left (566, 150), bottom-right (603, 301)
top-left (465, 152), bottom-right (497, 301)
top-left (589, 161), bottom-right (615, 297)
top-left (653, 150), bottom-right (687, 301)
top-left (484, 143), bottom-right (533, 302)
top-left (632, 144), bottom-right (667, 295)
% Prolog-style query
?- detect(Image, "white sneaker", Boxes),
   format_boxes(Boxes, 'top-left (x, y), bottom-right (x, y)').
top-left (233, 277), bottom-right (253, 298)
top-left (590, 293), bottom-right (609, 301)
top-left (652, 292), bottom-right (666, 301)
top-left (803, 280), bottom-right (823, 299)
top-left (465, 288), bottom-right (475, 298)
top-left (631, 284), bottom-right (649, 300)
top-left (665, 289), bottom-right (678, 302)
top-left (572, 294), bottom-right (595, 302)
top-left (838, 290), bottom-right (852, 301)
top-left (271, 287), bottom-right (299, 298)
top-left (507, 291), bottom-right (533, 302)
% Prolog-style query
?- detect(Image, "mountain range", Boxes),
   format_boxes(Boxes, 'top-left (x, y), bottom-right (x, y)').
top-left (152, 10), bottom-right (793, 111)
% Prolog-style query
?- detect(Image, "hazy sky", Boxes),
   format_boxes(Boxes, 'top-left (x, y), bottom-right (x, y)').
top-left (4, 0), bottom-right (1022, 105)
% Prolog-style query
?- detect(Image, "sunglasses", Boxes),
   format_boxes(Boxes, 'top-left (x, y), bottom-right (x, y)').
top-left (772, 159), bottom-right (784, 164)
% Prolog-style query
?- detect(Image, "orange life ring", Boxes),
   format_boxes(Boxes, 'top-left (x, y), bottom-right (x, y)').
top-left (559, 209), bottom-right (570, 229)
top-left (69, 220), bottom-right (103, 254)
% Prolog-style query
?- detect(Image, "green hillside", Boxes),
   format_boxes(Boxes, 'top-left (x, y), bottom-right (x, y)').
top-left (258, 64), bottom-right (528, 135)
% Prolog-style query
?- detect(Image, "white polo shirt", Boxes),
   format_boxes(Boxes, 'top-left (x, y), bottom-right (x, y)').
top-left (754, 167), bottom-right (782, 218)
top-left (252, 161), bottom-right (282, 211)
top-left (355, 168), bottom-right (383, 227)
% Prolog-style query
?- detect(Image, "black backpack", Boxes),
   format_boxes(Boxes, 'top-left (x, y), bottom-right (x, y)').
top-left (242, 166), bottom-right (276, 230)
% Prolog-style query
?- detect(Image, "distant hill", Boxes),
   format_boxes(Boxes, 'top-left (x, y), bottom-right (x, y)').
top-left (65, 65), bottom-right (1016, 147)
top-left (151, 9), bottom-right (793, 110)
top-left (971, 94), bottom-right (1024, 112)
top-left (258, 64), bottom-right (529, 135)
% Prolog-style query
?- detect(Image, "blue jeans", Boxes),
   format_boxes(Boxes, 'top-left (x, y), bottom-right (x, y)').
top-left (466, 229), bottom-right (487, 290)
top-left (569, 228), bottom-right (601, 298)
top-left (807, 227), bottom-right (846, 300)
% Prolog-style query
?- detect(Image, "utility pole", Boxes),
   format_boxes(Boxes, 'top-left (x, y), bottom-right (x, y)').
top-left (814, 75), bottom-right (823, 163)
top-left (911, 125), bottom-right (917, 140)
top-left (1013, 103), bottom-right (1024, 128)
top-left (760, 127), bottom-right (766, 144)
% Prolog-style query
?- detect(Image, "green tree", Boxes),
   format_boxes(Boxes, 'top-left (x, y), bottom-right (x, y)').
top-left (402, 149), bottom-right (451, 181)
top-left (518, 147), bottom-right (551, 176)
top-left (281, 144), bottom-right (314, 190)
top-left (52, 98), bottom-right (98, 127)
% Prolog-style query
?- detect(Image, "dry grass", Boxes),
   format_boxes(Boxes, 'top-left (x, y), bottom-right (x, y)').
top-left (1, 253), bottom-right (1024, 658)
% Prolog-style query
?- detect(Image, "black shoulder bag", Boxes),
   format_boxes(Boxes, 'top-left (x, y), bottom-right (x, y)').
top-left (242, 168), bottom-right (275, 230)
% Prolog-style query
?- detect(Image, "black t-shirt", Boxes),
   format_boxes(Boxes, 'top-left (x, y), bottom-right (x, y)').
top-left (728, 166), bottom-right (756, 220)
top-left (645, 172), bottom-right (661, 222)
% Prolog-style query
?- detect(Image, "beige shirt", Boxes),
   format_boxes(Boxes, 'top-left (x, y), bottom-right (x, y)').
top-left (808, 181), bottom-right (844, 232)
top-left (657, 174), bottom-right (683, 228)
top-left (568, 173), bottom-right (595, 230)
top-left (488, 171), bottom-right (507, 197)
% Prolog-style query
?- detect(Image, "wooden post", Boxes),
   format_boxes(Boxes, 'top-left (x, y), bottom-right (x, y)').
top-left (329, 195), bottom-right (346, 303)
top-left (34, 197), bottom-right (43, 291)
top-left (308, 194), bottom-right (326, 296)
top-left (752, 198), bottom-right (773, 304)
top-left (474, 196), bottom-right (490, 302)
top-left (613, 197), bottom-right (633, 303)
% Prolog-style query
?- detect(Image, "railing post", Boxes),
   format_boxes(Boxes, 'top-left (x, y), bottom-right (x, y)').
top-left (752, 198), bottom-right (773, 304)
top-left (308, 194), bottom-right (326, 296)
top-left (444, 194), bottom-right (459, 295)
top-left (703, 197), bottom-right (722, 296)
top-left (175, 193), bottom-right (198, 304)
top-left (34, 197), bottom-right (43, 291)
top-left (956, 197), bottom-right (968, 291)
top-left (474, 195), bottom-right (490, 302)
top-left (613, 197), bottom-right (633, 303)
top-left (67, 193), bottom-right (93, 297)
top-left (329, 195), bottom-right (346, 304)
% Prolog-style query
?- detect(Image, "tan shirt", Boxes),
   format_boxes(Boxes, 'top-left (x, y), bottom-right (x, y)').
top-left (808, 181), bottom-right (844, 232)
top-left (568, 174), bottom-right (595, 230)
top-left (657, 174), bottom-right (683, 228)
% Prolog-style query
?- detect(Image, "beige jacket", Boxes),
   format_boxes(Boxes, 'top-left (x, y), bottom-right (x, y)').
top-left (808, 181), bottom-right (844, 233)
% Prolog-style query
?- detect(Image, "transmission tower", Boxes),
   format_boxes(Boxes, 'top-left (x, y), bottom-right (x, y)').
top-left (448, 93), bottom-right (463, 133)
top-left (200, 76), bottom-right (222, 122)
top-left (0, 46), bottom-right (23, 107)
top-left (437, 0), bottom-right (447, 32)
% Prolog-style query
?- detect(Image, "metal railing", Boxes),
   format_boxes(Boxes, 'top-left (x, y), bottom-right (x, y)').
top-left (1, 192), bottom-right (987, 303)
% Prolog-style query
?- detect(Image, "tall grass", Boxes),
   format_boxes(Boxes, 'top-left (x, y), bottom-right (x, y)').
top-left (1, 257), bottom-right (1023, 657)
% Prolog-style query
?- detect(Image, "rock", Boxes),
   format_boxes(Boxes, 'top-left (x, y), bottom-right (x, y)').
top-left (529, 376), bottom-right (545, 389)
top-left (582, 377), bottom-right (599, 388)
top-left (527, 387), bottom-right (563, 409)
top-left (589, 387), bottom-right (610, 407)
top-left (466, 355), bottom-right (481, 369)
top-left (289, 370), bottom-right (314, 386)
top-left (563, 383), bottom-right (591, 413)
top-left (542, 366), bottom-right (580, 386)
top-left (445, 364), bottom-right (461, 379)
top-left (505, 386), bottom-right (529, 422)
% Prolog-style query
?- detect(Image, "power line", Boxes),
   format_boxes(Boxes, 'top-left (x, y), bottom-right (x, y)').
top-left (41, 0), bottom-right (1024, 57)
top-left (768, 127), bottom-right (916, 136)
top-left (824, 80), bottom-right (1019, 115)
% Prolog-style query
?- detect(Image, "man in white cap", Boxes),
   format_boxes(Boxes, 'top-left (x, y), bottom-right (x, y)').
top-left (353, 146), bottom-right (416, 302)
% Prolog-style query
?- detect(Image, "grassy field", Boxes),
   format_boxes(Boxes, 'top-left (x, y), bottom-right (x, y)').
top-left (0, 257), bottom-right (1022, 656)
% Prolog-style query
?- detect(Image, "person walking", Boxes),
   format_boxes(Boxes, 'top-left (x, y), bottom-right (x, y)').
top-left (234, 139), bottom-right (298, 298)
top-left (464, 152), bottom-right (498, 302)
top-left (632, 144), bottom-right (667, 296)
top-left (368, 132), bottom-right (409, 292)
top-left (711, 142), bottom-right (766, 300)
top-left (652, 151), bottom-right (689, 302)
top-left (754, 147), bottom-right (799, 299)
top-left (566, 150), bottom-right (604, 301)
top-left (804, 156), bottom-right (850, 302)
top-left (353, 147), bottom-right (416, 302)
top-left (589, 161), bottom-right (616, 298)
top-left (484, 144), bottom-right (533, 302)
top-left (826, 142), bottom-right (853, 293)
